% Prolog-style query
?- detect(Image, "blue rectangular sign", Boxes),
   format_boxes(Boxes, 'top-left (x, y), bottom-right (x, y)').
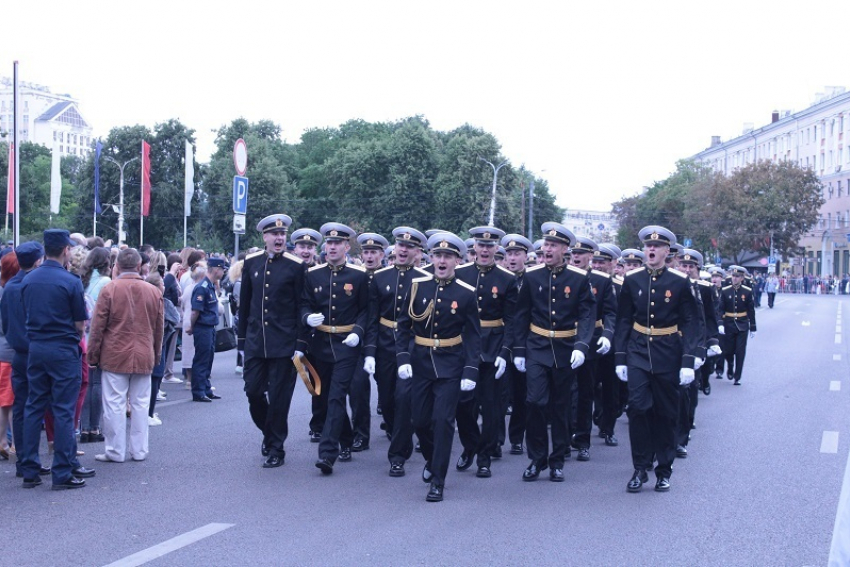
top-left (233, 176), bottom-right (249, 214)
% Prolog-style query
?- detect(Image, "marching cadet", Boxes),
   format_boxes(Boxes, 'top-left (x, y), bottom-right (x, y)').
top-left (568, 237), bottom-right (616, 462)
top-left (533, 240), bottom-right (544, 264)
top-left (239, 214), bottom-right (308, 468)
top-left (306, 223), bottom-right (370, 475)
top-left (675, 249), bottom-right (721, 457)
top-left (495, 246), bottom-right (506, 267)
top-left (591, 243), bottom-right (623, 446)
top-left (455, 227), bottom-right (518, 478)
top-left (395, 232), bottom-right (481, 502)
top-left (363, 227), bottom-right (430, 477)
top-left (290, 228), bottom-right (322, 266)
top-left (613, 256), bottom-right (626, 278)
top-left (188, 257), bottom-right (226, 403)
top-left (718, 265), bottom-right (756, 385)
top-left (620, 249), bottom-right (645, 271)
top-left (498, 234), bottom-right (534, 455)
top-left (513, 223), bottom-right (595, 483)
top-left (464, 238), bottom-right (476, 264)
top-left (615, 225), bottom-right (699, 493)
top-left (709, 267), bottom-right (727, 382)
top-left (348, 232), bottom-right (389, 453)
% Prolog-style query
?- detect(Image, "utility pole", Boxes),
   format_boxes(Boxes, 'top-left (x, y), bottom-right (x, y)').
top-left (480, 157), bottom-right (508, 226)
top-left (103, 156), bottom-right (139, 246)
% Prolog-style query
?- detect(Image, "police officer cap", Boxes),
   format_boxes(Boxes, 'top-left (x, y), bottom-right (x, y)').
top-left (540, 222), bottom-right (575, 246)
top-left (15, 241), bottom-right (44, 268)
top-left (424, 229), bottom-right (443, 238)
top-left (468, 226), bottom-right (506, 244)
top-left (679, 248), bottom-right (704, 267)
top-left (320, 222), bottom-right (355, 242)
top-left (621, 248), bottom-right (646, 262)
top-left (495, 246), bottom-right (506, 260)
top-left (729, 265), bottom-right (747, 276)
top-left (594, 244), bottom-right (619, 261)
top-left (43, 229), bottom-right (74, 249)
top-left (385, 245), bottom-right (395, 257)
top-left (709, 267), bottom-right (726, 277)
top-left (600, 243), bottom-right (622, 258)
top-left (207, 257), bottom-right (227, 269)
top-left (571, 236), bottom-right (598, 254)
top-left (392, 227), bottom-right (427, 249)
top-left (464, 238), bottom-right (475, 250)
top-left (667, 243), bottom-right (682, 257)
top-left (290, 228), bottom-right (322, 246)
top-left (533, 239), bottom-right (544, 251)
top-left (357, 232), bottom-right (389, 250)
top-left (501, 234), bottom-right (533, 252)
top-left (257, 214), bottom-right (292, 233)
top-left (638, 225), bottom-right (676, 246)
top-left (427, 232), bottom-right (465, 257)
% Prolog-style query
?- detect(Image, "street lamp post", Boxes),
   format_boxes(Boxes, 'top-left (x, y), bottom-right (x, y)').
top-left (480, 157), bottom-right (508, 226)
top-left (103, 156), bottom-right (138, 246)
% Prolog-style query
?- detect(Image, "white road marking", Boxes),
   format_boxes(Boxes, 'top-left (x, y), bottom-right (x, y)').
top-left (802, 321), bottom-right (811, 327)
top-left (838, 327), bottom-right (843, 333)
top-left (102, 523), bottom-right (235, 567)
top-left (837, 335), bottom-right (843, 345)
top-left (835, 354), bottom-right (842, 361)
top-left (829, 437), bottom-right (850, 565)
top-left (822, 431), bottom-right (840, 454)
top-left (831, 381), bottom-right (842, 391)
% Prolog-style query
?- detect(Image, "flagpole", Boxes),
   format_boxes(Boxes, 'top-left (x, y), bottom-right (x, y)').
top-left (12, 61), bottom-right (20, 246)
top-left (140, 141), bottom-right (144, 247)
top-left (183, 216), bottom-right (187, 249)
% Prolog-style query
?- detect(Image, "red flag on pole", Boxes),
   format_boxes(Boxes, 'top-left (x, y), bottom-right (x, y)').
top-left (141, 140), bottom-right (151, 216)
top-left (6, 142), bottom-right (14, 215)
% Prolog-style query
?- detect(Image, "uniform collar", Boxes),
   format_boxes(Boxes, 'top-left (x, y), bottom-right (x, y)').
top-left (475, 262), bottom-right (496, 274)
top-left (547, 262), bottom-right (566, 275)
top-left (328, 262), bottom-right (346, 273)
top-left (646, 266), bottom-right (666, 277)
top-left (266, 250), bottom-right (284, 259)
top-left (394, 264), bottom-right (413, 272)
top-left (435, 276), bottom-right (454, 286)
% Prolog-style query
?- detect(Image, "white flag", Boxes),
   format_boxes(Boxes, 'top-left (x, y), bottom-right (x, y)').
top-left (184, 140), bottom-right (194, 217)
top-left (50, 138), bottom-right (61, 215)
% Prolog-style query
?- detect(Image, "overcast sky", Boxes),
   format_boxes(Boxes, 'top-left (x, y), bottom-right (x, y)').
top-left (4, 0), bottom-right (850, 212)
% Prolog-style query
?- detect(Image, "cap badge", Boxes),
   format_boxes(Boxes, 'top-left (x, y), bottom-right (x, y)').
top-left (330, 230), bottom-right (339, 237)
top-left (509, 241), bottom-right (516, 248)
top-left (403, 233), bottom-right (411, 240)
top-left (366, 239), bottom-right (374, 246)
top-left (275, 219), bottom-right (284, 228)
top-left (684, 254), bottom-right (691, 261)
top-left (439, 240), bottom-right (449, 248)
top-left (548, 229), bottom-right (557, 236)
top-left (650, 232), bottom-right (659, 241)
top-left (483, 232), bottom-right (490, 239)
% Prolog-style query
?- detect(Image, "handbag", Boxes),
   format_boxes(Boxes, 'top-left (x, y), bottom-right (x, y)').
top-left (215, 326), bottom-right (237, 352)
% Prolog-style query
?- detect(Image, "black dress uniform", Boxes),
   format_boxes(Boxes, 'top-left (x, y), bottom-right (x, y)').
top-left (592, 244), bottom-right (623, 446)
top-left (719, 266), bottom-right (756, 385)
top-left (513, 223), bottom-right (596, 481)
top-left (615, 226), bottom-right (699, 491)
top-left (395, 233), bottom-right (481, 499)
top-left (238, 214), bottom-right (308, 467)
top-left (455, 226), bottom-right (518, 476)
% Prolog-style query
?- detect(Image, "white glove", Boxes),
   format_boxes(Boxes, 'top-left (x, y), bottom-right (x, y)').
top-left (238, 350), bottom-right (244, 359)
top-left (570, 350), bottom-right (585, 370)
top-left (363, 356), bottom-right (376, 374)
top-left (343, 333), bottom-right (359, 347)
top-left (708, 344), bottom-right (722, 357)
top-left (460, 379), bottom-right (476, 391)
top-left (398, 364), bottom-right (412, 379)
top-left (294, 350), bottom-right (305, 359)
top-left (494, 357), bottom-right (507, 379)
top-left (616, 365), bottom-right (628, 382)
top-left (513, 357), bottom-right (526, 373)
top-left (718, 324), bottom-right (725, 335)
top-left (749, 331), bottom-right (756, 339)
top-left (679, 368), bottom-right (695, 386)
top-left (694, 357), bottom-right (704, 370)
top-left (307, 313), bottom-right (325, 328)
top-left (596, 336), bottom-right (611, 355)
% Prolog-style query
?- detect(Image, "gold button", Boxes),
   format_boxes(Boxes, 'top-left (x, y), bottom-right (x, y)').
top-left (437, 299), bottom-right (441, 302)
top-left (397, 307), bottom-right (401, 311)
top-left (332, 306), bottom-right (336, 310)
top-left (479, 297), bottom-right (483, 300)
top-left (650, 314), bottom-right (655, 318)
top-left (264, 309), bottom-right (268, 313)
top-left (398, 295), bottom-right (402, 300)
top-left (552, 298), bottom-right (556, 302)
top-left (436, 311), bottom-right (440, 315)
top-left (439, 287), bottom-right (443, 291)
top-left (264, 321), bottom-right (268, 325)
top-left (651, 302), bottom-right (654, 306)
top-left (266, 271), bottom-right (271, 275)
top-left (264, 296), bottom-right (268, 300)
top-left (333, 283), bottom-right (337, 286)
top-left (552, 310), bottom-right (556, 314)
top-left (332, 294), bottom-right (336, 298)
top-left (434, 323), bottom-right (439, 327)
top-left (265, 284), bottom-right (269, 287)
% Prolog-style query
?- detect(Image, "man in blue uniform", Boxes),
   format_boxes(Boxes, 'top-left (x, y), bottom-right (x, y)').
top-left (19, 229), bottom-right (95, 490)
top-left (615, 225), bottom-right (699, 493)
top-left (395, 232), bottom-right (481, 501)
top-left (718, 265), bottom-right (756, 385)
top-left (513, 223), bottom-right (596, 483)
top-left (188, 257), bottom-right (226, 402)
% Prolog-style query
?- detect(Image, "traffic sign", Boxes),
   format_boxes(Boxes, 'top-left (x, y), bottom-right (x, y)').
top-left (233, 139), bottom-right (248, 176)
top-left (233, 213), bottom-right (246, 235)
top-left (683, 238), bottom-right (692, 247)
top-left (768, 256), bottom-right (776, 263)
top-left (233, 176), bottom-right (249, 214)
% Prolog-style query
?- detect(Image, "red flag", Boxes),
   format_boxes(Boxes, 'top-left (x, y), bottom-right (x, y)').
top-left (6, 142), bottom-right (14, 215)
top-left (141, 141), bottom-right (151, 216)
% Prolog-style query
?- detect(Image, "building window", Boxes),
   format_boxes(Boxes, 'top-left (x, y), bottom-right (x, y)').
top-left (840, 180), bottom-right (844, 197)
top-left (59, 145), bottom-right (63, 152)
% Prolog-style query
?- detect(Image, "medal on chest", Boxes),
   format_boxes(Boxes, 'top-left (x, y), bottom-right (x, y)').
top-left (564, 286), bottom-right (571, 298)
top-left (665, 290), bottom-right (672, 303)
top-left (451, 300), bottom-right (458, 314)
top-left (491, 286), bottom-right (498, 299)
top-left (344, 283), bottom-right (353, 296)
top-left (592, 286), bottom-right (597, 295)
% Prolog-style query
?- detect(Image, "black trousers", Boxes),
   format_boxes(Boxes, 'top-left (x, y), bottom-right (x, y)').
top-left (243, 356), bottom-right (297, 459)
top-left (596, 353), bottom-right (620, 436)
top-left (412, 373), bottom-right (461, 488)
top-left (676, 379), bottom-right (699, 447)
top-left (309, 353), bottom-right (328, 434)
top-left (456, 361), bottom-right (499, 468)
top-left (767, 292), bottom-right (776, 308)
top-left (724, 330), bottom-right (749, 380)
top-left (699, 359), bottom-right (713, 390)
top-left (348, 358), bottom-right (371, 445)
top-left (11, 351), bottom-right (30, 476)
top-left (506, 365), bottom-right (527, 446)
top-left (526, 360), bottom-right (574, 469)
top-left (388, 373), bottom-right (415, 465)
top-left (627, 367), bottom-right (680, 478)
top-left (496, 367), bottom-right (510, 447)
top-left (375, 350), bottom-right (397, 434)
top-left (572, 358), bottom-right (598, 449)
top-left (316, 356), bottom-right (358, 462)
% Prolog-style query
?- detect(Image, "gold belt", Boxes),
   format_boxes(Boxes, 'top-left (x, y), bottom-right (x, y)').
top-left (480, 319), bottom-right (504, 328)
top-left (595, 319), bottom-right (603, 328)
top-left (632, 322), bottom-right (678, 336)
top-left (724, 312), bottom-right (748, 319)
top-left (379, 317), bottom-right (398, 330)
top-left (414, 335), bottom-right (463, 348)
top-left (530, 323), bottom-right (577, 339)
top-left (316, 324), bottom-right (355, 334)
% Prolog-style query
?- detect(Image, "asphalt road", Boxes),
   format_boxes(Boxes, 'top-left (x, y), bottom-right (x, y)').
top-left (3, 292), bottom-right (849, 566)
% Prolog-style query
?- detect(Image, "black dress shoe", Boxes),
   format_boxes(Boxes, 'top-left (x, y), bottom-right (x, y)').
top-left (315, 458), bottom-right (333, 475)
top-left (506, 405), bottom-right (513, 415)
top-left (577, 448), bottom-right (590, 461)
top-left (22, 476), bottom-right (42, 488)
top-left (627, 469), bottom-right (649, 492)
top-left (522, 462), bottom-right (547, 481)
top-left (389, 463), bottom-right (405, 477)
top-left (734, 379), bottom-right (741, 386)
top-left (39, 465), bottom-right (51, 476)
top-left (261, 441), bottom-right (270, 457)
top-left (422, 462), bottom-right (432, 483)
top-left (565, 447), bottom-right (572, 459)
top-left (426, 482), bottom-right (443, 502)
top-left (192, 396), bottom-right (212, 403)
top-left (655, 477), bottom-right (671, 492)
top-left (702, 383), bottom-right (711, 395)
top-left (379, 422), bottom-right (387, 431)
top-left (207, 393), bottom-right (222, 400)
top-left (492, 446), bottom-right (502, 459)
top-left (72, 466), bottom-right (96, 478)
top-left (79, 432), bottom-right (91, 443)
top-left (476, 466), bottom-right (491, 478)
top-left (510, 443), bottom-right (524, 455)
top-left (263, 455), bottom-right (284, 468)
top-left (52, 477), bottom-right (86, 490)
top-left (351, 439), bottom-right (369, 452)
top-left (414, 442), bottom-right (422, 453)
top-left (456, 451), bottom-right (474, 471)
top-left (727, 373), bottom-right (734, 381)
top-left (309, 431), bottom-right (322, 443)
top-left (338, 447), bottom-right (352, 462)
top-left (549, 468), bottom-right (564, 482)
top-left (604, 435), bottom-right (619, 447)
top-left (676, 445), bottom-right (688, 458)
